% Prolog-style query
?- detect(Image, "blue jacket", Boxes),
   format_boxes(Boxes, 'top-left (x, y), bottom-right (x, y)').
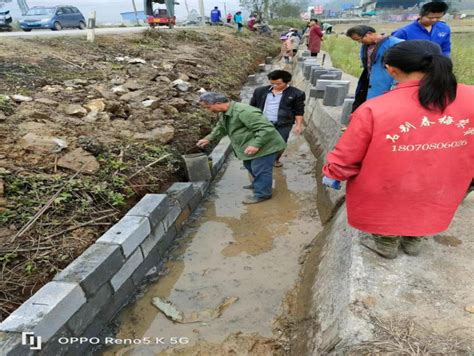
top-left (210, 9), bottom-right (221, 22)
top-left (360, 36), bottom-right (403, 100)
top-left (391, 20), bottom-right (451, 56)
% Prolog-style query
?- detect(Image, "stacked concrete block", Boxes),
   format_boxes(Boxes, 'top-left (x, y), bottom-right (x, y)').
top-left (302, 51), bottom-right (311, 57)
top-left (303, 61), bottom-right (319, 79)
top-left (310, 67), bottom-right (328, 85)
top-left (309, 87), bottom-right (324, 99)
top-left (340, 98), bottom-right (355, 125)
top-left (320, 73), bottom-right (338, 80)
top-left (258, 63), bottom-right (266, 72)
top-left (0, 131), bottom-right (235, 355)
top-left (323, 85), bottom-right (347, 107)
top-left (0, 282), bottom-right (86, 341)
top-left (265, 56), bottom-right (273, 64)
top-left (247, 74), bottom-right (256, 84)
top-left (210, 136), bottom-right (232, 177)
top-left (328, 70), bottom-right (343, 80)
top-left (315, 79), bottom-right (351, 97)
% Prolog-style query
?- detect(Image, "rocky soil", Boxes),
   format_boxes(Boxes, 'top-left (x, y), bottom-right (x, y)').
top-left (0, 28), bottom-right (279, 320)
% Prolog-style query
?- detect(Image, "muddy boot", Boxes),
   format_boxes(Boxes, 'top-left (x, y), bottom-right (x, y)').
top-left (400, 236), bottom-right (422, 256)
top-left (361, 235), bottom-right (400, 259)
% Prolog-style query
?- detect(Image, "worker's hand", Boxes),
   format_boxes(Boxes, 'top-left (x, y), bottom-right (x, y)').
top-left (197, 139), bottom-right (210, 148)
top-left (293, 124), bottom-right (303, 135)
top-left (244, 146), bottom-right (259, 155)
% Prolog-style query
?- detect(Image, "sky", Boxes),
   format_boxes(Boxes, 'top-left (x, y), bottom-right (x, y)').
top-left (0, 0), bottom-right (244, 23)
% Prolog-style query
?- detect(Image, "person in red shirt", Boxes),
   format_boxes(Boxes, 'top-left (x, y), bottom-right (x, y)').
top-left (307, 19), bottom-right (324, 57)
top-left (322, 40), bottom-right (474, 259)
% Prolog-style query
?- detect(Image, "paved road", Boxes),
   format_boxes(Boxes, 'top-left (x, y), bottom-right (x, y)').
top-left (0, 26), bottom-right (150, 38)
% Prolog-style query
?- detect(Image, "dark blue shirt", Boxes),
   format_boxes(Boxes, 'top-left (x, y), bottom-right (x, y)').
top-left (210, 9), bottom-right (221, 22)
top-left (392, 20), bottom-right (451, 56)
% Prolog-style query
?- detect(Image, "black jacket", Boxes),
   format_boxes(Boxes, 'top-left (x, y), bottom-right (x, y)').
top-left (250, 85), bottom-right (305, 127)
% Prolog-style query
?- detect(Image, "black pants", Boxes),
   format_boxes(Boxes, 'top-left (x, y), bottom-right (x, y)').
top-left (311, 52), bottom-right (318, 57)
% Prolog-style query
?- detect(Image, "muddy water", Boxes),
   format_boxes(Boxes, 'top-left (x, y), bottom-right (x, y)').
top-left (101, 134), bottom-right (322, 355)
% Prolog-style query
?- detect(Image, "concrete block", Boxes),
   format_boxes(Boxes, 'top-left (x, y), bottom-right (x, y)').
top-left (247, 74), bottom-right (256, 84)
top-left (162, 202), bottom-right (182, 230)
top-left (265, 56), bottom-right (273, 64)
top-left (302, 51), bottom-right (311, 57)
top-left (54, 243), bottom-right (124, 297)
top-left (310, 69), bottom-right (328, 86)
top-left (320, 74), bottom-right (338, 80)
top-left (315, 79), bottom-right (351, 96)
top-left (309, 88), bottom-right (325, 99)
top-left (96, 215), bottom-right (150, 258)
top-left (304, 63), bottom-right (319, 80)
top-left (210, 136), bottom-right (231, 176)
top-left (258, 63), bottom-right (266, 72)
top-left (0, 282), bottom-right (86, 341)
top-left (167, 182), bottom-right (195, 209)
top-left (0, 332), bottom-right (33, 356)
top-left (192, 181), bottom-right (210, 196)
top-left (157, 225), bottom-right (178, 258)
top-left (110, 248), bottom-right (144, 291)
top-left (39, 325), bottom-right (73, 356)
top-left (323, 85), bottom-right (346, 107)
top-left (297, 57), bottom-right (304, 62)
top-left (188, 188), bottom-right (203, 212)
top-left (132, 245), bottom-right (163, 285)
top-left (328, 70), bottom-right (343, 80)
top-left (126, 194), bottom-right (169, 228)
top-left (183, 153), bottom-right (212, 182)
top-left (66, 283), bottom-right (113, 335)
top-left (97, 279), bottom-right (136, 322)
top-left (141, 221), bottom-right (165, 258)
top-left (340, 98), bottom-right (355, 125)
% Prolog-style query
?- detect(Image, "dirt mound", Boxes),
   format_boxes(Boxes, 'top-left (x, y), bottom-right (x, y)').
top-left (0, 28), bottom-right (279, 320)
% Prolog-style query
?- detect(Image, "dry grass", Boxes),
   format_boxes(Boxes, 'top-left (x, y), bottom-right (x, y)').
top-left (347, 317), bottom-right (473, 355)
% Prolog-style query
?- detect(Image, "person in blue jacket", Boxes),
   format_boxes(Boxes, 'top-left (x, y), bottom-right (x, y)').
top-left (210, 6), bottom-right (222, 25)
top-left (392, 2), bottom-right (451, 56)
top-left (346, 25), bottom-right (403, 112)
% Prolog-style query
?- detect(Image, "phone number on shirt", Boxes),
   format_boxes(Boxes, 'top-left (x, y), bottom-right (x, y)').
top-left (392, 140), bottom-right (468, 152)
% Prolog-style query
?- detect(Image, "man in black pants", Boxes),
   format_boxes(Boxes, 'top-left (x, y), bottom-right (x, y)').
top-left (250, 70), bottom-right (305, 167)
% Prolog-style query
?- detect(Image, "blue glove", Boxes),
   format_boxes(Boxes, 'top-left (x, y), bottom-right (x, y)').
top-left (322, 176), bottom-right (341, 190)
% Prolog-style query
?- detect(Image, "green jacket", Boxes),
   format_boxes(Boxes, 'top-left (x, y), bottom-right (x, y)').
top-left (205, 101), bottom-right (287, 160)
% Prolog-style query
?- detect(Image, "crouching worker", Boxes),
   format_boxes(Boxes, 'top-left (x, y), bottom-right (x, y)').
top-left (322, 40), bottom-right (474, 259)
top-left (197, 92), bottom-right (286, 204)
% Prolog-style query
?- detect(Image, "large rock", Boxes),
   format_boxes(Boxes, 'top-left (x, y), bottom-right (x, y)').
top-left (171, 79), bottom-right (191, 92)
top-left (119, 90), bottom-right (144, 102)
top-left (63, 104), bottom-right (87, 117)
top-left (133, 125), bottom-right (175, 143)
top-left (19, 133), bottom-right (68, 153)
top-left (84, 99), bottom-right (106, 113)
top-left (111, 86), bottom-right (128, 95)
top-left (11, 95), bottom-right (33, 103)
top-left (123, 80), bottom-right (144, 91)
top-left (142, 99), bottom-right (160, 109)
top-left (57, 148), bottom-right (100, 174)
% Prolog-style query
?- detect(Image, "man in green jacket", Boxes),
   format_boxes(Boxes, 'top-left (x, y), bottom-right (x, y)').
top-left (197, 92), bottom-right (286, 204)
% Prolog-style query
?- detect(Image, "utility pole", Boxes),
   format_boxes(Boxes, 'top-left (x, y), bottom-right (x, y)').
top-left (199, 0), bottom-right (205, 25)
top-left (131, 0), bottom-right (140, 26)
top-left (224, 2), bottom-right (227, 15)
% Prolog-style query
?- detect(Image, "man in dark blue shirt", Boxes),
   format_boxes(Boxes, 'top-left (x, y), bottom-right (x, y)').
top-left (210, 6), bottom-right (222, 25)
top-left (392, 2), bottom-right (451, 56)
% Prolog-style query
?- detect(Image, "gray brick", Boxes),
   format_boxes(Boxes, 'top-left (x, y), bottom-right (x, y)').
top-left (141, 221), bottom-right (165, 257)
top-left (297, 56), bottom-right (304, 62)
top-left (191, 181), bottom-right (210, 196)
top-left (0, 282), bottom-right (85, 342)
top-left (304, 63), bottom-right (319, 80)
top-left (0, 332), bottom-right (33, 356)
top-left (188, 188), bottom-right (203, 212)
top-left (167, 182), bottom-right (195, 209)
top-left (96, 215), bottom-right (150, 258)
top-left (340, 98), bottom-right (355, 125)
top-left (98, 279), bottom-right (136, 322)
top-left (132, 246), bottom-right (162, 285)
top-left (210, 137), bottom-right (231, 176)
top-left (162, 202), bottom-right (182, 230)
top-left (39, 325), bottom-right (73, 356)
top-left (157, 225), bottom-right (178, 258)
top-left (265, 56), bottom-right (273, 64)
top-left (183, 153), bottom-right (212, 182)
top-left (302, 51), bottom-right (310, 57)
top-left (328, 70), bottom-right (343, 80)
top-left (309, 88), bottom-right (325, 99)
top-left (258, 63), bottom-right (266, 72)
top-left (247, 74), bottom-right (256, 84)
top-left (126, 194), bottom-right (169, 227)
top-left (110, 248), bottom-right (144, 291)
top-left (323, 85), bottom-right (346, 107)
top-left (54, 243), bottom-right (124, 297)
top-left (320, 73), bottom-right (338, 80)
top-left (66, 283), bottom-right (113, 335)
top-left (315, 79), bottom-right (350, 95)
top-left (310, 69), bottom-right (328, 85)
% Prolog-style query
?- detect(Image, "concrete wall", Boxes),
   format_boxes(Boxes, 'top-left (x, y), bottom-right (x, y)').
top-left (0, 138), bottom-right (232, 355)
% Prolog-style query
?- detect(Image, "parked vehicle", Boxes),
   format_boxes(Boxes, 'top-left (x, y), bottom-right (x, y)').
top-left (20, 6), bottom-right (86, 31)
top-left (0, 9), bottom-right (13, 31)
top-left (147, 8), bottom-right (176, 28)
